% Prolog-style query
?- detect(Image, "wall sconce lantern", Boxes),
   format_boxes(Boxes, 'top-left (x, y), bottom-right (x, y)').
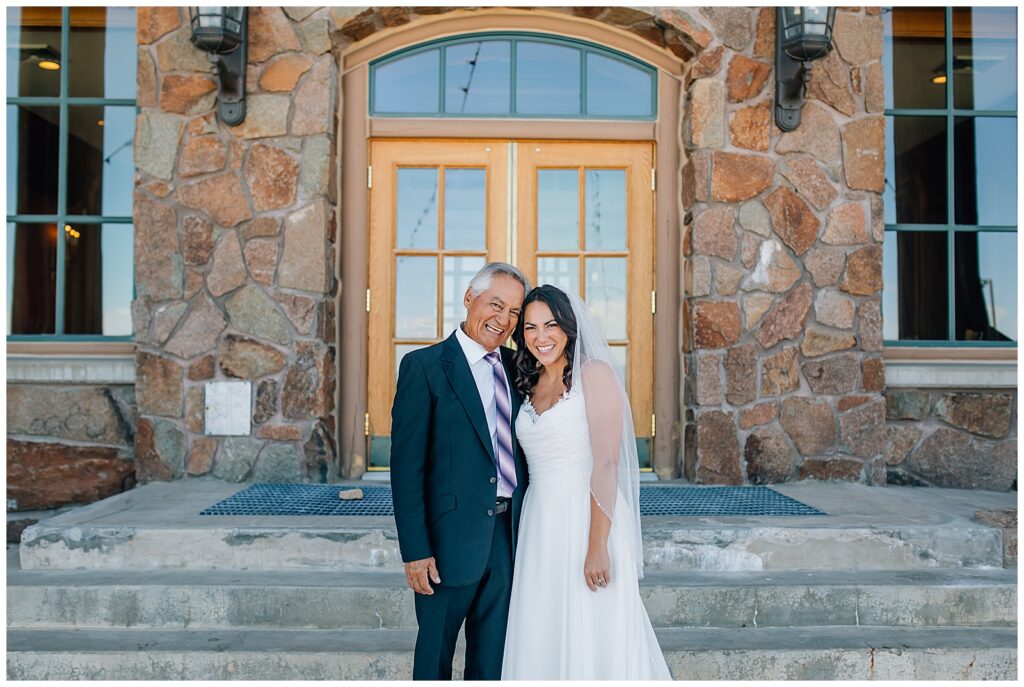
top-left (775, 6), bottom-right (837, 132)
top-left (189, 7), bottom-right (248, 126)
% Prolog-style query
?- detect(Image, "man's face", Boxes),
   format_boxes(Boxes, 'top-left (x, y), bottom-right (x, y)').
top-left (463, 274), bottom-right (525, 352)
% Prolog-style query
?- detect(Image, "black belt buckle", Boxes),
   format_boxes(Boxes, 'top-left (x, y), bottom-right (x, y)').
top-left (494, 498), bottom-right (510, 515)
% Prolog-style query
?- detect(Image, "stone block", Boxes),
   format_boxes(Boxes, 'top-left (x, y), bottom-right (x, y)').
top-left (763, 187), bottom-right (819, 256)
top-left (739, 401), bottom-right (777, 429)
top-left (741, 240), bottom-right (800, 294)
top-left (6, 439), bottom-right (133, 511)
top-left (165, 293), bottom-right (227, 360)
top-left (693, 301), bottom-right (741, 349)
top-left (212, 437), bottom-right (263, 482)
top-left (176, 174), bottom-right (253, 227)
top-left (806, 50), bottom-right (855, 116)
top-left (776, 102), bottom-right (841, 163)
top-left (258, 424), bottom-right (303, 441)
top-left (695, 352), bottom-right (723, 406)
top-left (178, 137), bottom-right (226, 178)
top-left (780, 397), bottom-right (836, 455)
top-left (137, 48), bottom-right (157, 109)
top-left (259, 54), bottom-right (313, 92)
top-left (185, 386), bottom-right (204, 434)
top-left (726, 55), bottom-right (771, 102)
top-left (135, 417), bottom-right (186, 482)
top-left (814, 289), bottom-right (855, 329)
top-left (725, 344), bottom-right (757, 405)
top-left (798, 456), bottom-right (864, 482)
top-left (187, 436), bottom-right (217, 476)
top-left (279, 200), bottom-right (329, 293)
top-left (7, 385), bottom-right (133, 446)
top-left (229, 95), bottom-right (290, 139)
top-left (252, 443), bottom-right (303, 482)
top-left (805, 246), bottom-right (846, 287)
top-left (220, 334), bottom-right (288, 379)
top-left (253, 379), bottom-right (279, 425)
top-left (292, 57), bottom-right (334, 136)
top-left (742, 292), bottom-right (774, 330)
top-left (137, 7), bottom-right (180, 44)
top-left (207, 232), bottom-right (247, 297)
top-left (694, 410), bottom-right (743, 484)
top-left (756, 283), bottom-right (812, 349)
top-left (282, 341), bottom-right (331, 420)
top-left (249, 7), bottom-right (301, 63)
top-left (225, 285), bottom-right (293, 346)
top-left (801, 327), bottom-right (856, 357)
top-left (729, 100), bottom-right (771, 151)
top-left (745, 426), bottom-right (794, 484)
top-left (659, 9), bottom-right (714, 50)
top-left (155, 302), bottom-right (186, 345)
top-left (840, 246), bottom-right (882, 295)
top-left (822, 203), bottom-right (869, 245)
top-left (861, 357), bottom-right (885, 392)
top-left (136, 352), bottom-right (183, 418)
top-left (711, 152), bottom-right (773, 202)
top-left (973, 508), bottom-right (1017, 529)
top-left (274, 292), bottom-right (318, 335)
top-left (841, 117), bottom-right (886, 192)
top-left (183, 216), bottom-right (214, 266)
top-left (715, 263), bottom-right (744, 296)
top-left (833, 13), bottom-right (883, 64)
top-left (935, 392), bottom-right (1015, 439)
top-left (689, 78), bottom-right (725, 148)
top-left (245, 144), bottom-right (300, 211)
top-left (700, 7), bottom-right (752, 50)
top-left (885, 390), bottom-right (930, 421)
top-left (133, 192), bottom-right (181, 300)
top-left (244, 238), bottom-right (278, 286)
top-left (802, 353), bottom-right (861, 395)
top-left (155, 26), bottom-right (214, 73)
top-left (761, 346), bottom-right (800, 396)
top-left (160, 75), bottom-right (217, 115)
top-left (299, 135), bottom-right (332, 200)
top-left (753, 8), bottom-right (774, 58)
top-left (839, 399), bottom-right (885, 457)
top-left (738, 201), bottom-right (770, 237)
top-left (297, 17), bottom-right (332, 55)
top-left (864, 62), bottom-right (885, 113)
top-left (693, 206), bottom-right (736, 259)
top-left (779, 155), bottom-right (838, 211)
top-left (908, 429), bottom-right (1016, 491)
top-left (690, 44), bottom-right (724, 79)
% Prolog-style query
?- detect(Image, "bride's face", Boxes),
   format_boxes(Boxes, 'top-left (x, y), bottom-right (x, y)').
top-left (522, 300), bottom-right (569, 368)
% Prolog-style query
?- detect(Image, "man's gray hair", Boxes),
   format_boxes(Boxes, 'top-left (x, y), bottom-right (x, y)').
top-left (467, 262), bottom-right (531, 298)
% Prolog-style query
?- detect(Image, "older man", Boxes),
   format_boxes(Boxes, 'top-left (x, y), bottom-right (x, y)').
top-left (391, 262), bottom-right (530, 680)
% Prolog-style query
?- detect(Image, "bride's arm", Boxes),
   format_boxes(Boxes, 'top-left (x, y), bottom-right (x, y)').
top-left (581, 359), bottom-right (624, 590)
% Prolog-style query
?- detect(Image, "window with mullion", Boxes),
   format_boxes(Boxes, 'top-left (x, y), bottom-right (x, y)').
top-left (6, 6), bottom-right (136, 339)
top-left (882, 6), bottom-right (1017, 345)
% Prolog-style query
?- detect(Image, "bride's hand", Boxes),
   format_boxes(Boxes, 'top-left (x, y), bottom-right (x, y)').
top-left (584, 546), bottom-right (611, 591)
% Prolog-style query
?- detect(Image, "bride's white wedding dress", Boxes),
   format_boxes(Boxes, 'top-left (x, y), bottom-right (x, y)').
top-left (501, 386), bottom-right (671, 680)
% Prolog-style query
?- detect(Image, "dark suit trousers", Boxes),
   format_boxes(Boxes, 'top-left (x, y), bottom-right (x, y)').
top-left (412, 509), bottom-right (513, 680)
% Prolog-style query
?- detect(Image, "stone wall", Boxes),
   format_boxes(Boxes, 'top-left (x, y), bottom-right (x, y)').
top-left (680, 7), bottom-right (888, 485)
top-left (7, 384), bottom-right (136, 510)
top-left (886, 388), bottom-right (1017, 491)
top-left (132, 7), bottom-right (338, 483)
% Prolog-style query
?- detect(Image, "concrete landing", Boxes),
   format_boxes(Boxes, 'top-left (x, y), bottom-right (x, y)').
top-left (7, 626), bottom-right (1016, 680)
top-left (18, 480), bottom-right (1014, 572)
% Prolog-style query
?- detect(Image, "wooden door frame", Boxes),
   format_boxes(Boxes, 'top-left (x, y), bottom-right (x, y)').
top-left (339, 33), bottom-right (682, 480)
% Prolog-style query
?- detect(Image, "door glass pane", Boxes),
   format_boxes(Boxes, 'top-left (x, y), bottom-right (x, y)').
top-left (609, 345), bottom-right (627, 387)
top-left (67, 105), bottom-right (135, 217)
top-left (537, 169), bottom-right (578, 251)
top-left (68, 7), bottom-right (136, 99)
top-left (584, 169), bottom-right (627, 250)
top-left (883, 7), bottom-right (946, 110)
top-left (7, 223), bottom-right (57, 335)
top-left (7, 6), bottom-right (61, 98)
top-left (396, 344), bottom-right (427, 383)
top-left (537, 256), bottom-right (578, 293)
top-left (516, 41), bottom-right (580, 115)
top-left (7, 105), bottom-right (59, 215)
top-left (374, 49), bottom-right (440, 114)
top-left (586, 53), bottom-right (652, 117)
top-left (956, 232), bottom-right (1016, 342)
top-left (952, 7), bottom-right (1017, 111)
top-left (395, 256), bottom-right (437, 338)
top-left (882, 231), bottom-right (949, 341)
top-left (884, 116), bottom-right (947, 225)
top-left (443, 168), bottom-right (486, 250)
top-left (444, 41), bottom-right (510, 115)
top-left (396, 168), bottom-right (438, 249)
top-left (63, 223), bottom-right (133, 335)
top-left (954, 117), bottom-right (1016, 227)
top-left (585, 257), bottom-right (627, 340)
top-left (443, 255), bottom-right (485, 336)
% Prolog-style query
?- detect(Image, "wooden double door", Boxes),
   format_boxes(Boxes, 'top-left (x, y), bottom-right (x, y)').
top-left (367, 139), bottom-right (655, 469)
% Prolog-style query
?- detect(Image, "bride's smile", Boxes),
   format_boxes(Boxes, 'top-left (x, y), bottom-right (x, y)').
top-left (521, 301), bottom-right (569, 367)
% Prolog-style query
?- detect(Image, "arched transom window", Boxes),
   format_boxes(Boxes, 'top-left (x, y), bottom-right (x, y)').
top-left (370, 33), bottom-right (657, 119)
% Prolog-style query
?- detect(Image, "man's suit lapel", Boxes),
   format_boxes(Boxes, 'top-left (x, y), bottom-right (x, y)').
top-left (441, 333), bottom-right (496, 463)
top-left (500, 346), bottom-right (528, 487)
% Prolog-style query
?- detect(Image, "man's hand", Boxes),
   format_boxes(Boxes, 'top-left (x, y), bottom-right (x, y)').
top-left (405, 557), bottom-right (441, 595)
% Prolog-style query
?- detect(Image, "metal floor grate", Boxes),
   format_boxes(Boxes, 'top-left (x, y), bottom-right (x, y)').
top-left (200, 484), bottom-right (825, 517)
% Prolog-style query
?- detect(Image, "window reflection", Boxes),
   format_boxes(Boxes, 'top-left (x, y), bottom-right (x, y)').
top-left (7, 223), bottom-right (57, 335)
top-left (63, 224), bottom-right (133, 335)
top-left (537, 169), bottom-right (579, 251)
top-left (585, 169), bottom-right (627, 250)
top-left (515, 41), bottom-right (580, 115)
top-left (881, 231), bottom-right (948, 341)
top-left (443, 169), bottom-right (486, 250)
top-left (954, 117), bottom-right (1016, 227)
top-left (396, 168), bottom-right (439, 249)
top-left (445, 41), bottom-right (510, 115)
top-left (374, 49), bottom-right (439, 114)
top-left (956, 232), bottom-right (1016, 341)
top-left (6, 6), bottom-right (61, 98)
top-left (395, 256), bottom-right (437, 339)
top-left (586, 53), bottom-right (652, 117)
top-left (882, 7), bottom-right (946, 110)
top-left (443, 255), bottom-right (485, 336)
top-left (884, 116), bottom-right (947, 225)
top-left (68, 106), bottom-right (136, 217)
top-left (7, 104), bottom-right (59, 215)
top-left (952, 7), bottom-right (1017, 111)
top-left (68, 7), bottom-right (136, 99)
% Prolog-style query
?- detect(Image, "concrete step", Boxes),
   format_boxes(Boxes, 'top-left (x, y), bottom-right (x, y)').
top-left (7, 626), bottom-right (1016, 680)
top-left (17, 481), bottom-right (1013, 572)
top-left (7, 563), bottom-right (1017, 630)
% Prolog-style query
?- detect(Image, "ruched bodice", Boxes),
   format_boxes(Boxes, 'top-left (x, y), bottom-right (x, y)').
top-left (515, 390), bottom-right (592, 485)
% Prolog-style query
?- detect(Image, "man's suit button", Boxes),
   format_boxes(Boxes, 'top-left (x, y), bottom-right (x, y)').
top-left (486, 509), bottom-right (495, 517)
top-left (489, 477), bottom-right (497, 484)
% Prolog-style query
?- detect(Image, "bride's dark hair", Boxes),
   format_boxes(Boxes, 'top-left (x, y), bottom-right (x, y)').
top-left (512, 285), bottom-right (577, 397)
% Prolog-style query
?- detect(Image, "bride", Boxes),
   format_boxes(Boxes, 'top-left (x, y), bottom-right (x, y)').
top-left (501, 284), bottom-right (670, 680)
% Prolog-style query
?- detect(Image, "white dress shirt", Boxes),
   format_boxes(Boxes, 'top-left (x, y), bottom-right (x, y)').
top-left (454, 325), bottom-right (513, 488)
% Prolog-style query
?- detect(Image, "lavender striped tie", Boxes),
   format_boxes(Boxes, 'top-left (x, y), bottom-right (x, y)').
top-left (484, 351), bottom-right (518, 497)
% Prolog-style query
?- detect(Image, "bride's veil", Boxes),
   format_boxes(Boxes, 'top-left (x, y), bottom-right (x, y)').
top-left (562, 287), bottom-right (645, 579)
